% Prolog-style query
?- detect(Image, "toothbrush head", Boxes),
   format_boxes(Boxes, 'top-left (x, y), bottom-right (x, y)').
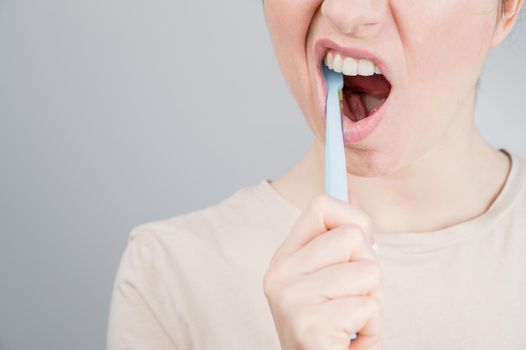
top-left (323, 62), bottom-right (344, 94)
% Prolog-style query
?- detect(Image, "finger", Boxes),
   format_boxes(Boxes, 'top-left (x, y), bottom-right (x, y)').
top-left (338, 296), bottom-right (382, 349)
top-left (294, 261), bottom-right (382, 302)
top-left (284, 224), bottom-right (377, 275)
top-left (368, 282), bottom-right (385, 311)
top-left (298, 296), bottom-right (381, 350)
top-left (348, 294), bottom-right (384, 350)
top-left (274, 194), bottom-right (373, 260)
top-left (349, 331), bottom-right (382, 350)
top-left (348, 306), bottom-right (383, 350)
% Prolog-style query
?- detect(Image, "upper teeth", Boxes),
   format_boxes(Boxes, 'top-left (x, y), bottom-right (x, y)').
top-left (324, 52), bottom-right (382, 76)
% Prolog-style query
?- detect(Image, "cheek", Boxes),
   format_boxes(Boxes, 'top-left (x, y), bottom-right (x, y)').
top-left (373, 0), bottom-right (497, 169)
top-left (264, 0), bottom-right (322, 104)
top-left (402, 0), bottom-right (496, 92)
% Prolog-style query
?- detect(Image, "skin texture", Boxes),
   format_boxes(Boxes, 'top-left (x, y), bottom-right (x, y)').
top-left (264, 0), bottom-right (523, 234)
top-left (262, 0), bottom-right (523, 349)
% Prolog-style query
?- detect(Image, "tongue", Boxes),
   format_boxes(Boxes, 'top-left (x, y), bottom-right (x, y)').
top-left (343, 74), bottom-right (391, 98)
top-left (342, 88), bottom-right (388, 122)
top-left (341, 74), bottom-right (391, 122)
top-left (346, 92), bottom-right (367, 121)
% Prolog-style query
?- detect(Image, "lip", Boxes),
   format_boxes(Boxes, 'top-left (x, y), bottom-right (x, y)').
top-left (314, 38), bottom-right (393, 144)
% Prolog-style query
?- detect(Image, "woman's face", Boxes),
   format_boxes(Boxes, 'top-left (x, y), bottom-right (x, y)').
top-left (263, 0), bottom-right (506, 176)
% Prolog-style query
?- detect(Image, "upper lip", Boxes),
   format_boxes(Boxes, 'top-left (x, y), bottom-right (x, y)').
top-left (314, 38), bottom-right (393, 85)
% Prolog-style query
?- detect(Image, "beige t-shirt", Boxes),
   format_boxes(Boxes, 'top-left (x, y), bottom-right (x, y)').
top-left (107, 151), bottom-right (526, 350)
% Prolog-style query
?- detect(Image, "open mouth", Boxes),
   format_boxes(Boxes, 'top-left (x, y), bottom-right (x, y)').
top-left (324, 51), bottom-right (392, 122)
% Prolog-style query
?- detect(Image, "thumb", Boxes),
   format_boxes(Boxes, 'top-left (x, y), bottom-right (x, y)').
top-left (348, 192), bottom-right (377, 251)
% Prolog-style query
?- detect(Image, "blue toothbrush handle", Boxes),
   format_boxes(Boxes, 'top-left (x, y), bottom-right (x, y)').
top-left (324, 87), bottom-right (349, 203)
top-left (324, 67), bottom-right (357, 342)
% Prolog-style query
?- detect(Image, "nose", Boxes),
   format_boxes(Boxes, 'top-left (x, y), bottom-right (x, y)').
top-left (320, 0), bottom-right (387, 38)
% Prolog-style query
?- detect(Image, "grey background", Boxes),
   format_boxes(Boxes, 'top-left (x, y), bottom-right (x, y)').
top-left (0, 0), bottom-right (524, 349)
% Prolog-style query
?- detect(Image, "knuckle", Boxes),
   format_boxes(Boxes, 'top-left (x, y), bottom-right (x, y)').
top-left (263, 259), bottom-right (290, 295)
top-left (362, 261), bottom-right (382, 286)
top-left (365, 295), bottom-right (382, 315)
top-left (339, 225), bottom-right (365, 245)
top-left (354, 220), bottom-right (374, 245)
top-left (361, 215), bottom-right (374, 234)
top-left (262, 270), bottom-right (276, 297)
top-left (275, 284), bottom-right (299, 310)
top-left (289, 307), bottom-right (312, 345)
top-left (263, 264), bottom-right (287, 297)
top-left (310, 194), bottom-right (332, 212)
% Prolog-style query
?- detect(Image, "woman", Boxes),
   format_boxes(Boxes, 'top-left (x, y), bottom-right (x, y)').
top-left (107, 0), bottom-right (525, 349)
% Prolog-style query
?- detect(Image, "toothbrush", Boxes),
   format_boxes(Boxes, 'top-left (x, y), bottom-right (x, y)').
top-left (323, 63), bottom-right (349, 203)
top-left (322, 62), bottom-right (358, 342)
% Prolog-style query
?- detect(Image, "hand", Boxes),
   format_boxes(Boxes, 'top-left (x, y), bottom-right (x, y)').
top-left (263, 194), bottom-right (384, 350)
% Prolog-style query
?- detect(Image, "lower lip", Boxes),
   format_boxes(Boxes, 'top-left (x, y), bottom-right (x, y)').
top-left (317, 66), bottom-right (391, 144)
top-left (340, 94), bottom-right (391, 144)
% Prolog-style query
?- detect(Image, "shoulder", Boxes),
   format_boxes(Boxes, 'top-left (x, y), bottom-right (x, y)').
top-left (496, 151), bottom-right (526, 223)
top-left (108, 180), bottom-right (293, 349)
top-left (124, 179), bottom-right (289, 262)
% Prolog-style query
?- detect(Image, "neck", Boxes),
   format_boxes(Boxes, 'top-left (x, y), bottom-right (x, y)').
top-left (271, 96), bottom-right (511, 234)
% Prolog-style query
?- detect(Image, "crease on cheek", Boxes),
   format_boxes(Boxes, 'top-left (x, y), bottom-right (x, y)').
top-left (293, 5), bottom-right (320, 108)
top-left (268, 0), bottom-right (325, 121)
top-left (304, 5), bottom-right (326, 99)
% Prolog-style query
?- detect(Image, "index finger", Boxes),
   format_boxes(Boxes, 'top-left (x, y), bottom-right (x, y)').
top-left (274, 194), bottom-right (373, 260)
